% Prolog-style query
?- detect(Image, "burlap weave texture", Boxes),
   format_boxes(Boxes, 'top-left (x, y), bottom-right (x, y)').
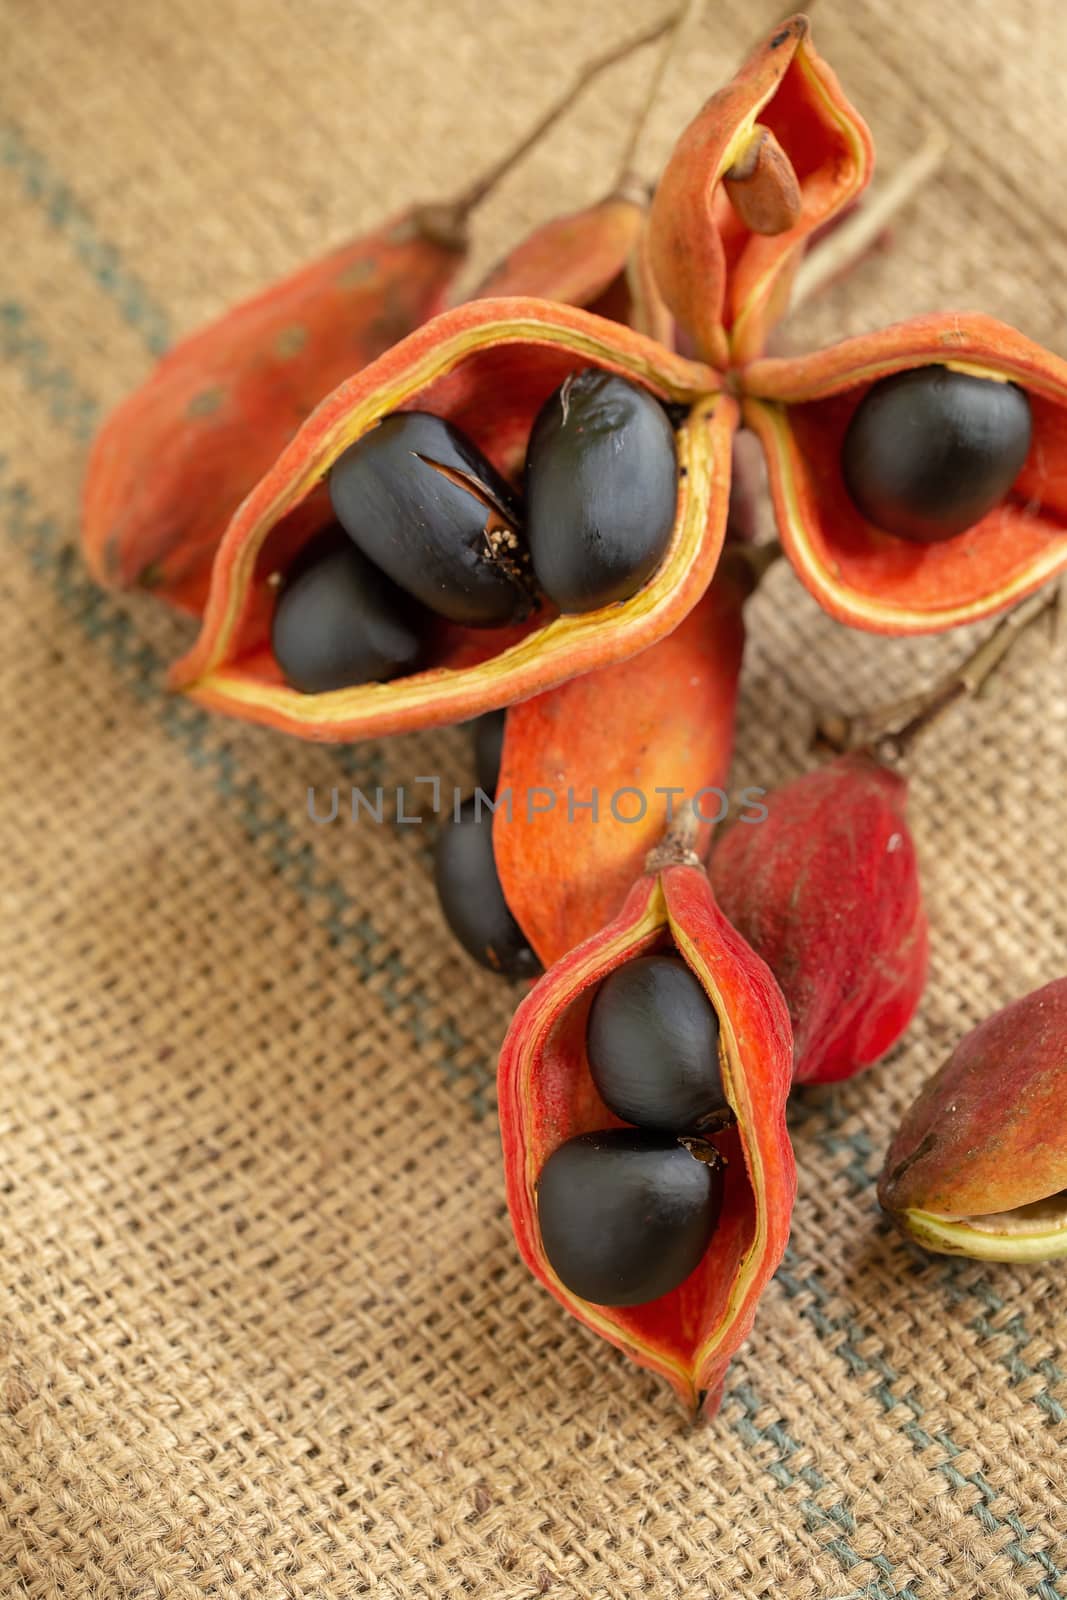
top-left (1, 1), bottom-right (1065, 1596)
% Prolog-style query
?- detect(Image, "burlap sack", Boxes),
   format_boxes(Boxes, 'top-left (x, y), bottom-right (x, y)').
top-left (1, 1), bottom-right (1064, 1595)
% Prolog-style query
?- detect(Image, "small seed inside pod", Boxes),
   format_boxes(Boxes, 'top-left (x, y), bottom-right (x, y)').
top-left (471, 708), bottom-right (506, 796)
top-left (524, 368), bottom-right (679, 613)
top-left (841, 366), bottom-right (1033, 543)
top-left (329, 411), bottom-right (530, 626)
top-left (271, 525), bottom-right (427, 693)
top-left (433, 795), bottom-right (540, 980)
top-left (537, 1128), bottom-right (724, 1306)
top-left (586, 954), bottom-right (729, 1133)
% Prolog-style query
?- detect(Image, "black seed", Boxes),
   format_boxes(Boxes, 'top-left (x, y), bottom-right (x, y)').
top-left (271, 525), bottom-right (426, 694)
top-left (586, 954), bottom-right (728, 1133)
top-left (472, 708), bottom-right (507, 796)
top-left (525, 369), bottom-right (678, 612)
top-left (841, 366), bottom-right (1033, 544)
top-left (329, 411), bottom-right (528, 626)
top-left (433, 795), bottom-right (540, 979)
top-left (536, 1128), bottom-right (723, 1306)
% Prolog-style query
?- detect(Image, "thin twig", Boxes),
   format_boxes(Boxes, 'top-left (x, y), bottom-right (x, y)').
top-left (454, 13), bottom-right (681, 214)
top-left (611, 0), bottom-right (708, 190)
top-left (815, 586), bottom-right (1059, 762)
top-left (720, 538), bottom-right (783, 592)
top-left (789, 123), bottom-right (950, 311)
top-left (645, 804), bottom-right (702, 872)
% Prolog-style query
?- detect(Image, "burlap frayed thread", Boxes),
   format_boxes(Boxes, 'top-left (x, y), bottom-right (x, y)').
top-left (0, 1), bottom-right (1065, 1596)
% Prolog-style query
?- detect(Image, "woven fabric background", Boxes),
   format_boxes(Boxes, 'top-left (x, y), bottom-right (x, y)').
top-left (2, 1), bottom-right (1065, 1595)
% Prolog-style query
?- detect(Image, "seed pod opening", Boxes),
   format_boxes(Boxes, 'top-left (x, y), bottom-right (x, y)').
top-left (169, 298), bottom-right (734, 743)
top-left (499, 855), bottom-right (794, 1413)
top-left (434, 795), bottom-right (540, 981)
top-left (648, 14), bottom-right (874, 366)
top-left (537, 1130), bottom-right (725, 1306)
top-left (744, 315), bottom-right (1067, 633)
top-left (879, 977), bottom-right (1067, 1262)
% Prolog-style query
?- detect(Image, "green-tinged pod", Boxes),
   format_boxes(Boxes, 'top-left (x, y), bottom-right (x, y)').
top-left (878, 977), bottom-right (1067, 1261)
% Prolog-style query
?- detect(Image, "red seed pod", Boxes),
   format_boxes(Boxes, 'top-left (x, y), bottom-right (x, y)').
top-left (742, 317), bottom-right (1067, 634)
top-left (648, 13), bottom-right (874, 366)
top-left (498, 847), bottom-right (795, 1414)
top-left (494, 561), bottom-right (749, 970)
top-left (167, 300), bottom-right (735, 741)
top-left (879, 977), bottom-right (1067, 1262)
top-left (711, 753), bottom-right (928, 1085)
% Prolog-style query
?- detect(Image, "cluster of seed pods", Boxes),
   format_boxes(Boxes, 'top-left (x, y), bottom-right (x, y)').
top-left (81, 15), bottom-right (1067, 1415)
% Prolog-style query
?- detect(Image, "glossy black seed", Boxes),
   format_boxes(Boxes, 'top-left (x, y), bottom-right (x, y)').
top-left (329, 411), bottom-right (528, 626)
top-left (472, 708), bottom-right (507, 796)
top-left (537, 1129), bottom-right (723, 1306)
top-left (525, 368), bottom-right (678, 612)
top-left (271, 525), bottom-right (426, 694)
top-left (586, 954), bottom-right (728, 1133)
top-left (434, 795), bottom-right (540, 980)
top-left (841, 366), bottom-right (1033, 544)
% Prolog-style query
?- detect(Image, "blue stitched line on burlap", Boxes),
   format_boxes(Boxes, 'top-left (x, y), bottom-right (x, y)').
top-left (0, 122), bottom-right (171, 357)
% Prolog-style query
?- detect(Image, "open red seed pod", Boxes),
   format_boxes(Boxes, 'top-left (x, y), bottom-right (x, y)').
top-left (82, 208), bottom-right (468, 614)
top-left (494, 562), bottom-right (749, 969)
top-left (711, 752), bottom-right (928, 1085)
top-left (648, 13), bottom-right (874, 367)
top-left (83, 182), bottom-right (672, 620)
top-left (742, 316), bottom-right (1067, 632)
top-left (169, 298), bottom-right (735, 741)
top-left (879, 977), bottom-right (1067, 1261)
top-left (499, 847), bottom-right (794, 1414)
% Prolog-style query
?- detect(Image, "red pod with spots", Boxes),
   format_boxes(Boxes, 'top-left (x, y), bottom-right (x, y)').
top-left (711, 753), bottom-right (928, 1085)
top-left (82, 207), bottom-right (469, 614)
